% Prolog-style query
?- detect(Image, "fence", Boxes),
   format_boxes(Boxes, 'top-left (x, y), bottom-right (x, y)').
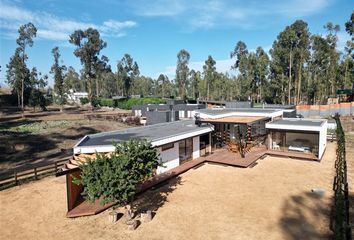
top-left (0, 158), bottom-right (68, 190)
top-left (332, 114), bottom-right (351, 239)
top-left (297, 102), bottom-right (354, 118)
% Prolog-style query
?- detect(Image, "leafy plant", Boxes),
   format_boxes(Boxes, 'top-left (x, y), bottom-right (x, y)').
top-left (74, 139), bottom-right (160, 206)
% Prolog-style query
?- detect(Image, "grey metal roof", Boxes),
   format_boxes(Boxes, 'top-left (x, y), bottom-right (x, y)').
top-left (267, 118), bottom-right (325, 127)
top-left (77, 120), bottom-right (212, 147)
top-left (196, 108), bottom-right (279, 116)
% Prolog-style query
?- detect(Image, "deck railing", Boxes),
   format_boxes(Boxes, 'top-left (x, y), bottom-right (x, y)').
top-left (332, 114), bottom-right (350, 240)
top-left (0, 158), bottom-right (68, 190)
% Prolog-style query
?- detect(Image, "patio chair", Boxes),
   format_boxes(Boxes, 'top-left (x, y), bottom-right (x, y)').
top-left (273, 141), bottom-right (280, 150)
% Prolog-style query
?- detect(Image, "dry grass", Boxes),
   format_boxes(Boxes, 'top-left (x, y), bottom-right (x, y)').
top-left (0, 142), bottom-right (337, 240)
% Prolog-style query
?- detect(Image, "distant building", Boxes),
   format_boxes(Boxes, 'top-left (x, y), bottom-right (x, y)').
top-left (67, 90), bottom-right (88, 104)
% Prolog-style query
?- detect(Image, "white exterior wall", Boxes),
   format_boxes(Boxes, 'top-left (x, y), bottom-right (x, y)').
top-left (192, 136), bottom-right (200, 159)
top-left (156, 143), bottom-right (179, 174)
top-left (179, 111), bottom-right (185, 118)
top-left (318, 120), bottom-right (327, 159)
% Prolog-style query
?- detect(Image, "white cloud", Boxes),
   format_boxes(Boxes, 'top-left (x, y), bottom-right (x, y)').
top-left (0, 2), bottom-right (137, 41)
top-left (128, 0), bottom-right (332, 29)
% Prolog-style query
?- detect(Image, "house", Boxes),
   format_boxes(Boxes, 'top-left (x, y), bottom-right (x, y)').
top-left (266, 118), bottom-right (327, 160)
top-left (73, 120), bottom-right (214, 174)
top-left (195, 108), bottom-right (327, 161)
top-left (67, 90), bottom-right (88, 104)
top-left (58, 107), bottom-right (327, 217)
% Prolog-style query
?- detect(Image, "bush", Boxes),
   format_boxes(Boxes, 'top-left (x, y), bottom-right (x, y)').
top-left (74, 140), bottom-right (160, 206)
top-left (116, 97), bottom-right (166, 110)
top-left (80, 97), bottom-right (89, 105)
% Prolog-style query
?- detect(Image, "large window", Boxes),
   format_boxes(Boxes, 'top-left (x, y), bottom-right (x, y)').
top-left (179, 138), bottom-right (193, 163)
top-left (271, 130), bottom-right (319, 157)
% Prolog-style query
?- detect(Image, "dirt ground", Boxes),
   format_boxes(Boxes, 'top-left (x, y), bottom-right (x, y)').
top-left (0, 142), bottom-right (338, 240)
top-left (0, 106), bottom-right (130, 178)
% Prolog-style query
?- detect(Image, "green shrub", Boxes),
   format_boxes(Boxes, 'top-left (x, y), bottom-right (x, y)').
top-left (73, 140), bottom-right (160, 206)
top-left (116, 97), bottom-right (166, 110)
top-left (80, 97), bottom-right (89, 105)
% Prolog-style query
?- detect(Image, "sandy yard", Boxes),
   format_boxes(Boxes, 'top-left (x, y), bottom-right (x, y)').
top-left (0, 142), bottom-right (338, 240)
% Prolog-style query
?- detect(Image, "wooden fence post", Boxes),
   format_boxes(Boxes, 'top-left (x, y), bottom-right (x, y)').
top-left (14, 171), bottom-right (17, 185)
top-left (54, 162), bottom-right (58, 172)
top-left (34, 168), bottom-right (38, 180)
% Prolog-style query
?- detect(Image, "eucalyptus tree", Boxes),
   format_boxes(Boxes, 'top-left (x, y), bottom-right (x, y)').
top-left (230, 41), bottom-right (251, 100)
top-left (202, 55), bottom-right (216, 100)
top-left (6, 47), bottom-right (27, 106)
top-left (189, 70), bottom-right (201, 100)
top-left (341, 12), bottom-right (354, 89)
top-left (95, 55), bottom-right (111, 97)
top-left (28, 67), bottom-right (48, 111)
top-left (255, 47), bottom-right (270, 102)
top-left (324, 22), bottom-right (340, 96)
top-left (117, 54), bottom-right (140, 97)
top-left (51, 47), bottom-right (67, 111)
top-left (15, 23), bottom-right (37, 112)
top-left (157, 74), bottom-right (167, 97)
top-left (69, 28), bottom-right (107, 106)
top-left (291, 20), bottom-right (310, 104)
top-left (176, 49), bottom-right (190, 100)
top-left (64, 67), bottom-right (81, 92)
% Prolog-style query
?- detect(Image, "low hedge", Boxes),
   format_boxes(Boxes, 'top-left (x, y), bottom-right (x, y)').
top-left (80, 97), bottom-right (166, 109)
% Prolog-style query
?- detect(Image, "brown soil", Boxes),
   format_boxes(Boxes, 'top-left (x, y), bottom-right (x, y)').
top-left (0, 106), bottom-right (131, 177)
top-left (0, 142), bottom-right (337, 240)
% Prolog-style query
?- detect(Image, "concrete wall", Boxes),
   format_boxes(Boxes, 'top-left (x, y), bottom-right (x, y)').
top-left (225, 101), bottom-right (252, 108)
top-left (192, 136), bottom-right (200, 159)
top-left (157, 143), bottom-right (179, 174)
top-left (319, 121), bottom-right (327, 160)
top-left (296, 102), bottom-right (354, 118)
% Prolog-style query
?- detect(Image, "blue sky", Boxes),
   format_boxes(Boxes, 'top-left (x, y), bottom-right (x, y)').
top-left (0, 0), bottom-right (352, 87)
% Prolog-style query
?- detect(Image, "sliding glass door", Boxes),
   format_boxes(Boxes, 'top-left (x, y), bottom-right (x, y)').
top-left (179, 138), bottom-right (193, 164)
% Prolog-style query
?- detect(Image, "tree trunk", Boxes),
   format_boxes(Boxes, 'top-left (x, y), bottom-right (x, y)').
top-left (297, 55), bottom-right (303, 104)
top-left (96, 77), bottom-right (99, 97)
top-left (207, 82), bottom-right (210, 100)
top-left (288, 51), bottom-right (292, 105)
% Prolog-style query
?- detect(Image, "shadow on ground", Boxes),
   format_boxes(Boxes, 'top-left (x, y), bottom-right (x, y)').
top-left (279, 190), bottom-right (333, 240)
top-left (132, 176), bottom-right (183, 215)
top-left (0, 125), bottom-right (99, 179)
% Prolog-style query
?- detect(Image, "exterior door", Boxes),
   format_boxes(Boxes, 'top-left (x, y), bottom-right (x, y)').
top-left (179, 138), bottom-right (193, 164)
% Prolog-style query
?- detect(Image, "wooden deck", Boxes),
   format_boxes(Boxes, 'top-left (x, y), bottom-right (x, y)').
top-left (66, 146), bottom-right (317, 218)
top-left (266, 150), bottom-right (318, 161)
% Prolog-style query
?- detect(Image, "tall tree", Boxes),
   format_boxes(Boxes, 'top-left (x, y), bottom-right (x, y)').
top-left (69, 28), bottom-right (107, 107)
top-left (50, 47), bottom-right (66, 111)
top-left (255, 47), bottom-right (270, 102)
top-left (94, 55), bottom-right (111, 97)
top-left (117, 54), bottom-right (140, 97)
top-left (176, 49), bottom-right (190, 100)
top-left (64, 67), bottom-right (82, 92)
top-left (16, 23), bottom-right (37, 113)
top-left (157, 74), bottom-right (168, 98)
top-left (230, 41), bottom-right (251, 100)
top-left (324, 22), bottom-right (340, 96)
top-left (203, 55), bottom-right (216, 100)
top-left (6, 48), bottom-right (28, 107)
top-left (28, 67), bottom-right (48, 111)
top-left (291, 20), bottom-right (310, 104)
top-left (189, 70), bottom-right (201, 100)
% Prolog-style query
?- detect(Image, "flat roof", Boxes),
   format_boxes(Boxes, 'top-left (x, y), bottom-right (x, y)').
top-left (200, 116), bottom-right (269, 124)
top-left (197, 108), bottom-right (279, 116)
top-left (76, 120), bottom-right (213, 147)
top-left (267, 118), bottom-right (325, 127)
